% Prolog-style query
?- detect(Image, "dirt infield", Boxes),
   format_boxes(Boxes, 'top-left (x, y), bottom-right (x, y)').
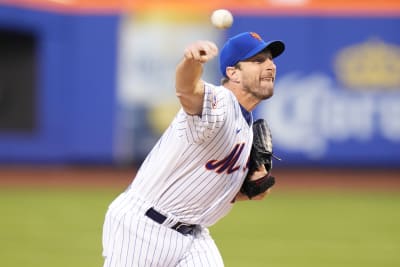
top-left (0, 165), bottom-right (399, 192)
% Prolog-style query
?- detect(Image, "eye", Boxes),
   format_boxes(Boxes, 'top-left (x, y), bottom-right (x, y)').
top-left (251, 56), bottom-right (266, 63)
top-left (255, 57), bottom-right (265, 63)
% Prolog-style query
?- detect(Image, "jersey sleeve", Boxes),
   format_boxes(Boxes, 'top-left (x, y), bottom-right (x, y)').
top-left (175, 83), bottom-right (227, 144)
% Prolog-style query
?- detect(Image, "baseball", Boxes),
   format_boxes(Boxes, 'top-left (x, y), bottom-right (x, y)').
top-left (211, 9), bottom-right (233, 29)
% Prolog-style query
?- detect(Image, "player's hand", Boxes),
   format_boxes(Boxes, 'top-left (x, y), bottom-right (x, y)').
top-left (246, 164), bottom-right (272, 200)
top-left (183, 41), bottom-right (218, 63)
top-left (234, 165), bottom-right (272, 201)
top-left (248, 164), bottom-right (268, 181)
top-left (240, 119), bottom-right (276, 199)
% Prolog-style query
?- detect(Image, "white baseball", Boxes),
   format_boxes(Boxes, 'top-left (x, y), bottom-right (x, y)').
top-left (211, 9), bottom-right (233, 29)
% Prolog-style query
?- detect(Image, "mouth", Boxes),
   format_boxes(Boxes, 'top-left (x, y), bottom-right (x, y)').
top-left (261, 76), bottom-right (275, 82)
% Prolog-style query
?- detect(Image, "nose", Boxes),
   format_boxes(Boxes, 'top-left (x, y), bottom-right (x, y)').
top-left (265, 59), bottom-right (276, 71)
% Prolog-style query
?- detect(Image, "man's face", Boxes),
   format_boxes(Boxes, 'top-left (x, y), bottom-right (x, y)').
top-left (237, 50), bottom-right (276, 100)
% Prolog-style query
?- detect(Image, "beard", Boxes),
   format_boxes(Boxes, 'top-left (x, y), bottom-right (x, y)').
top-left (244, 83), bottom-right (274, 100)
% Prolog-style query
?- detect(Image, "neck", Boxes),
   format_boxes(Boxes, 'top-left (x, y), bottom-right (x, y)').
top-left (224, 82), bottom-right (259, 111)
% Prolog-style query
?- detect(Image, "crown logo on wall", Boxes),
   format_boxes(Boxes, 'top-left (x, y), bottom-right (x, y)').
top-left (334, 39), bottom-right (400, 90)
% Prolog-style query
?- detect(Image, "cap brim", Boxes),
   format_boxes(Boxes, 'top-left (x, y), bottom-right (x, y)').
top-left (243, 40), bottom-right (285, 61)
top-left (266, 40), bottom-right (285, 59)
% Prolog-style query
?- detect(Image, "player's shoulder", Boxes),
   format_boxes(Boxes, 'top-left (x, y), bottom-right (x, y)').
top-left (202, 82), bottom-right (235, 113)
top-left (204, 82), bottom-right (234, 101)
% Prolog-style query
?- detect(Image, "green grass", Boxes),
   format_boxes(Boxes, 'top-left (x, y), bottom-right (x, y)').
top-left (0, 188), bottom-right (119, 267)
top-left (1, 188), bottom-right (399, 267)
top-left (212, 191), bottom-right (400, 267)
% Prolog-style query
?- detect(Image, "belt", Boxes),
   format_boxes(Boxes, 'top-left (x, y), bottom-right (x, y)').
top-left (145, 207), bottom-right (197, 235)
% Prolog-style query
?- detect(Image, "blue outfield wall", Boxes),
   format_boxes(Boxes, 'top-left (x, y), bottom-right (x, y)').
top-left (0, 5), bottom-right (399, 167)
top-left (0, 6), bottom-right (119, 163)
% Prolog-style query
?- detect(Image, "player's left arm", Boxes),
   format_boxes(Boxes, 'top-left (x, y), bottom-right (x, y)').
top-left (235, 119), bottom-right (277, 201)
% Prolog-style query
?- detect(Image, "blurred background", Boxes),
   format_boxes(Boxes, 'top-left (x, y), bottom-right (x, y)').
top-left (0, 0), bottom-right (399, 267)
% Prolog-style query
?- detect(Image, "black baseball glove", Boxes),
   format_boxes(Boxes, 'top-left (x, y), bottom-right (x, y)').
top-left (240, 119), bottom-right (277, 199)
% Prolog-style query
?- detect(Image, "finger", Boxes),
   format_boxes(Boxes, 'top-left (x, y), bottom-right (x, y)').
top-left (184, 41), bottom-right (218, 63)
top-left (200, 41), bottom-right (219, 57)
top-left (196, 41), bottom-right (218, 62)
top-left (184, 46), bottom-right (204, 62)
top-left (183, 49), bottom-right (193, 60)
top-left (207, 41), bottom-right (219, 55)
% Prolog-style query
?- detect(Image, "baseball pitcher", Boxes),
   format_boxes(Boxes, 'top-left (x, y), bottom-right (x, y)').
top-left (102, 31), bottom-right (285, 266)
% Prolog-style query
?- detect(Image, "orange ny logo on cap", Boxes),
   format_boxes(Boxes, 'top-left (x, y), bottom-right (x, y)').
top-left (250, 32), bottom-right (262, 41)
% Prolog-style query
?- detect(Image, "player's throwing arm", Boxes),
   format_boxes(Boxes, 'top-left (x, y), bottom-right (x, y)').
top-left (176, 41), bottom-right (218, 115)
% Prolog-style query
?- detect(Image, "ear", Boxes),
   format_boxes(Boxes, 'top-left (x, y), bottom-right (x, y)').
top-left (226, 66), bottom-right (240, 83)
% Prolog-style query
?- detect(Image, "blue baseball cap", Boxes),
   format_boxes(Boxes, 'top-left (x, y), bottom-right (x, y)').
top-left (219, 32), bottom-right (285, 77)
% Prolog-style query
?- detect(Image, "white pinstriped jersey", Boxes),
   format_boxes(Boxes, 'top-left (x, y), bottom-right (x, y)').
top-left (126, 83), bottom-right (253, 227)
